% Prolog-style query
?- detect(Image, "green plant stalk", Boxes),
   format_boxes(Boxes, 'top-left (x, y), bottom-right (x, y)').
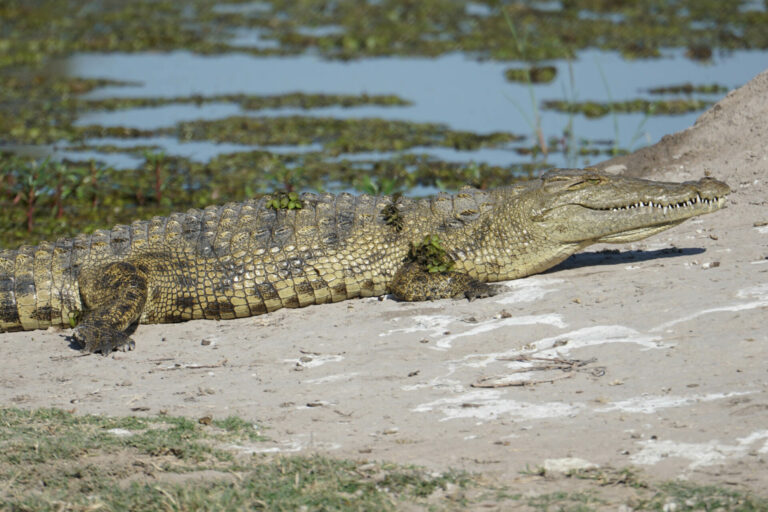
top-left (629, 104), bottom-right (654, 150)
top-left (595, 58), bottom-right (620, 156)
top-left (25, 176), bottom-right (36, 233)
top-left (155, 157), bottom-right (163, 203)
top-left (561, 59), bottom-right (578, 167)
top-left (54, 171), bottom-right (63, 219)
top-left (89, 160), bottom-right (99, 209)
top-left (504, 9), bottom-right (547, 160)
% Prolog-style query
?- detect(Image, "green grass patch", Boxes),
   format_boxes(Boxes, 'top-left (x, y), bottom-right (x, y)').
top-left (633, 481), bottom-right (768, 511)
top-left (0, 408), bottom-right (476, 511)
top-left (0, 408), bottom-right (766, 511)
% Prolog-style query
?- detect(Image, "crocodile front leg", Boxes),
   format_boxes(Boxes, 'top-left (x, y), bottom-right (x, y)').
top-left (390, 262), bottom-right (503, 302)
top-left (73, 261), bottom-right (148, 354)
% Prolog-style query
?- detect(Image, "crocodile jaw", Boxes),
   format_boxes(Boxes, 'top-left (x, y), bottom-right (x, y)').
top-left (593, 194), bottom-right (727, 243)
top-left (527, 172), bottom-right (730, 245)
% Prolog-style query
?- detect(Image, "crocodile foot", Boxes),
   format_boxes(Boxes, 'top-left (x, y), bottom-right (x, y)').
top-left (391, 262), bottom-right (501, 302)
top-left (73, 323), bottom-right (136, 355)
top-left (74, 260), bottom-right (147, 354)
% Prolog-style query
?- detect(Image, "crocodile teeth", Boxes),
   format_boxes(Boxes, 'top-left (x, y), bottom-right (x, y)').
top-left (601, 194), bottom-right (724, 212)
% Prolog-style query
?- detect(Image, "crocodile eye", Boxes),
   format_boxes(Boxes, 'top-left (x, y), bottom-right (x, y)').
top-left (565, 177), bottom-right (602, 190)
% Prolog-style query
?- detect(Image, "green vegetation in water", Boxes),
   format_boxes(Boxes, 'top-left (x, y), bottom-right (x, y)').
top-left (166, 116), bottom-right (523, 154)
top-left (0, 75), bottom-right (135, 145)
top-left (266, 191), bottom-right (304, 210)
top-left (504, 65), bottom-right (557, 84)
top-left (1, 0), bottom-right (767, 67)
top-left (646, 82), bottom-right (730, 95)
top-left (542, 98), bottom-right (714, 118)
top-left (0, 152), bottom-right (546, 249)
top-left (409, 234), bottom-right (455, 273)
top-left (361, 175), bottom-right (402, 197)
top-left (80, 92), bottom-right (411, 113)
top-left (0, 76), bottom-right (412, 146)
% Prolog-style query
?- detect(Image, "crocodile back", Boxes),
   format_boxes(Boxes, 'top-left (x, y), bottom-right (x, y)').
top-left (128, 192), bottom-right (409, 323)
top-left (0, 187), bottom-right (504, 331)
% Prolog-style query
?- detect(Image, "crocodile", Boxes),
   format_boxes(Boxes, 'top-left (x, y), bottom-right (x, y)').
top-left (0, 168), bottom-right (729, 354)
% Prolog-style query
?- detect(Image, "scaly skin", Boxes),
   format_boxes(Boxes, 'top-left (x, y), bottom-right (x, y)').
top-left (0, 168), bottom-right (730, 353)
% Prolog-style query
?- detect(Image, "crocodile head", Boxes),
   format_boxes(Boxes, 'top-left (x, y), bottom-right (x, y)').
top-left (526, 168), bottom-right (730, 244)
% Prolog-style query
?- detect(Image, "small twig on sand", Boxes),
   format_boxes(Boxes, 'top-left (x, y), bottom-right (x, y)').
top-left (471, 355), bottom-right (605, 388)
top-left (150, 359), bottom-right (228, 372)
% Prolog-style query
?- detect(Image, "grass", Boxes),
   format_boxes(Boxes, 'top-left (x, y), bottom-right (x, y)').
top-left (0, 408), bottom-right (766, 511)
top-left (0, 408), bottom-right (472, 511)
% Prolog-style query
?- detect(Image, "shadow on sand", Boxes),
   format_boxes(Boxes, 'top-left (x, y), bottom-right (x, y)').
top-left (548, 247), bottom-right (705, 273)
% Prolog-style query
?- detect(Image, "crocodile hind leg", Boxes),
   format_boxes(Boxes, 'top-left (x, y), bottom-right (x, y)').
top-left (390, 262), bottom-right (503, 302)
top-left (73, 261), bottom-right (148, 354)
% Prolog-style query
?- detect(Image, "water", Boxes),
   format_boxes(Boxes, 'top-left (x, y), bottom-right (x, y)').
top-left (57, 47), bottom-right (768, 173)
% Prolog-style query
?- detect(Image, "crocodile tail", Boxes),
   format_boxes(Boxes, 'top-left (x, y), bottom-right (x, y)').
top-left (0, 243), bottom-right (62, 332)
top-left (0, 248), bottom-right (24, 331)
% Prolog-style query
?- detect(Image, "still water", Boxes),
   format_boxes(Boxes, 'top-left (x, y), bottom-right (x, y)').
top-left (62, 47), bottom-right (767, 173)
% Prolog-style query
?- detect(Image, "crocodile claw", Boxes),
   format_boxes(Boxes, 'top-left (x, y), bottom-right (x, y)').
top-left (73, 324), bottom-right (136, 355)
top-left (463, 282), bottom-right (504, 301)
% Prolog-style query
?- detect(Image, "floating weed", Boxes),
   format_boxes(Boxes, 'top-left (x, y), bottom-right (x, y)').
top-left (504, 65), bottom-right (557, 84)
top-left (1, 1), bottom-right (766, 67)
top-left (80, 92), bottom-right (411, 112)
top-left (542, 98), bottom-right (714, 118)
top-left (686, 44), bottom-right (714, 61)
top-left (171, 116), bottom-right (522, 154)
top-left (646, 82), bottom-right (730, 95)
